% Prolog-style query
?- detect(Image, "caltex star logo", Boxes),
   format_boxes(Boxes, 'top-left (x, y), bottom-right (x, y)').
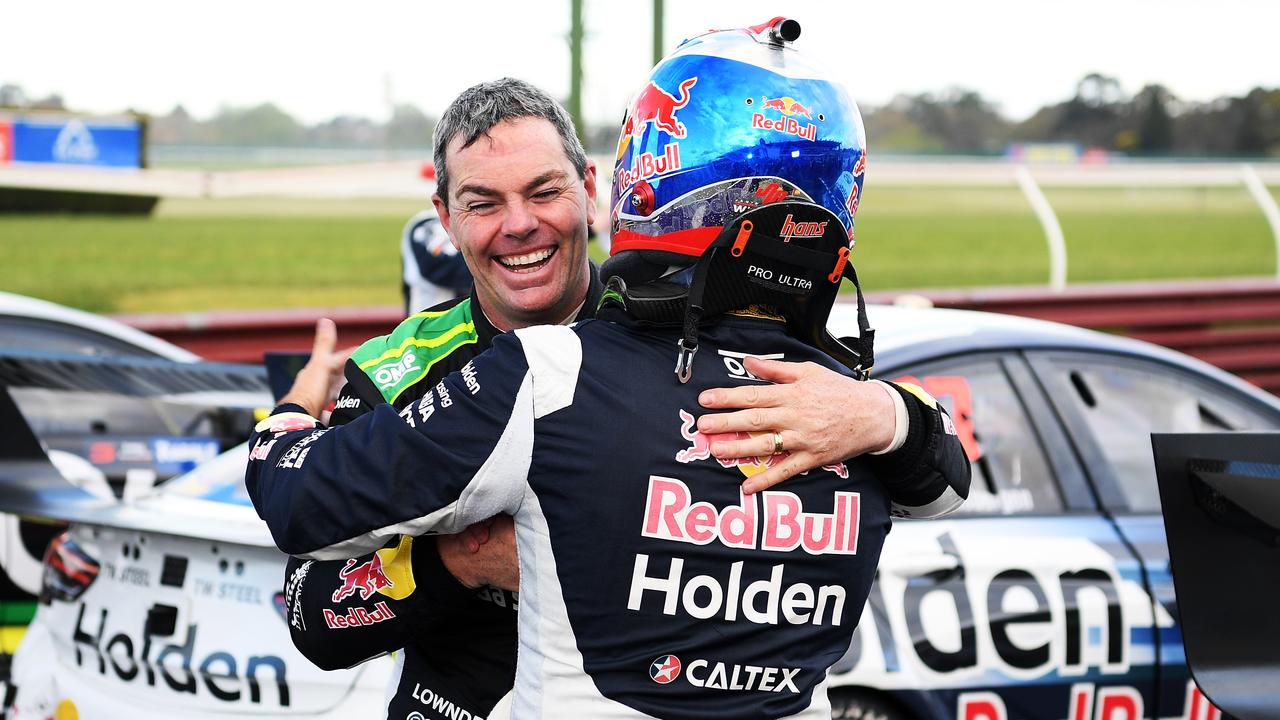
top-left (650, 654), bottom-right (682, 684)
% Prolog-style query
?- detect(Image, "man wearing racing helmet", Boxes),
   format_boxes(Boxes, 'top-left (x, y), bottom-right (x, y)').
top-left (252, 18), bottom-right (968, 719)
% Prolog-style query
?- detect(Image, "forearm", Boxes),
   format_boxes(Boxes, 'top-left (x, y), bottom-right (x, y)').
top-left (867, 381), bottom-right (972, 518)
top-left (283, 536), bottom-right (481, 670)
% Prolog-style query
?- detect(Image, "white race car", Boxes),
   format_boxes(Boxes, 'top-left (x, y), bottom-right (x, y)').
top-left (5, 436), bottom-right (392, 719)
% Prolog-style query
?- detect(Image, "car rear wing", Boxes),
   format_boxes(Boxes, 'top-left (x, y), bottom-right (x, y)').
top-left (0, 351), bottom-right (271, 538)
top-left (1152, 432), bottom-right (1280, 720)
top-left (0, 349), bottom-right (269, 397)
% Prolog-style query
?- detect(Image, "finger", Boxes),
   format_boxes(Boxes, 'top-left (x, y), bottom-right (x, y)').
top-left (699, 382), bottom-right (777, 410)
top-left (741, 454), bottom-right (808, 495)
top-left (697, 406), bottom-right (781, 434)
top-left (311, 318), bottom-right (338, 358)
top-left (741, 357), bottom-right (811, 384)
top-left (710, 430), bottom-right (791, 461)
top-left (330, 345), bottom-right (358, 372)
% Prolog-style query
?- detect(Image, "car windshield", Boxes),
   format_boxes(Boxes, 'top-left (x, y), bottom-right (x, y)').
top-left (155, 442), bottom-right (252, 506)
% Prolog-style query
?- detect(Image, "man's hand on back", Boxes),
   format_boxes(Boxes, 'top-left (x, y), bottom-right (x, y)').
top-left (696, 356), bottom-right (896, 495)
top-left (438, 515), bottom-right (519, 591)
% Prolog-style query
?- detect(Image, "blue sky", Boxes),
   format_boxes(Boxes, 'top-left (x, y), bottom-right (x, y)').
top-left (4, 0), bottom-right (1275, 125)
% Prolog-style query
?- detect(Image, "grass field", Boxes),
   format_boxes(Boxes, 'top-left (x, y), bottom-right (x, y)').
top-left (1, 186), bottom-right (1276, 314)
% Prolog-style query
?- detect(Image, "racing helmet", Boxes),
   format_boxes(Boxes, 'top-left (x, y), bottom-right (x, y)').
top-left (604, 17), bottom-right (874, 381)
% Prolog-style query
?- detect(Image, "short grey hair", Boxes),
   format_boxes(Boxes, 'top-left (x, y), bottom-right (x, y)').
top-left (432, 78), bottom-right (588, 208)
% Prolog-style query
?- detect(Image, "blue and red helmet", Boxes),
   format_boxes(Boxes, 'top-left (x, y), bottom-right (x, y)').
top-left (610, 17), bottom-right (867, 259)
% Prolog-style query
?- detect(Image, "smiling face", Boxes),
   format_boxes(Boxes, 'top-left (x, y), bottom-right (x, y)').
top-left (433, 118), bottom-right (597, 332)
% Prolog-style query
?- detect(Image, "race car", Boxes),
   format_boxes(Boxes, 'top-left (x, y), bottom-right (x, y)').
top-left (5, 303), bottom-right (1277, 718)
top-left (822, 304), bottom-right (1280, 719)
top-left (0, 357), bottom-right (391, 718)
top-left (0, 292), bottom-right (271, 698)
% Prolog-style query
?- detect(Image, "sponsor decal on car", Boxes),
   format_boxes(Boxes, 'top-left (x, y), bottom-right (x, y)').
top-left (71, 604), bottom-right (290, 706)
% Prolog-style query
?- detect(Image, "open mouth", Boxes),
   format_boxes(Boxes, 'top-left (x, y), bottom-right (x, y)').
top-left (496, 247), bottom-right (557, 274)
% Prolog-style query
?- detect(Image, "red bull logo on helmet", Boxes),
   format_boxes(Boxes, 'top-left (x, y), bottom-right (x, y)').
top-left (616, 76), bottom-right (698, 164)
top-left (331, 554), bottom-right (394, 603)
top-left (753, 95), bottom-right (818, 142)
top-left (626, 77), bottom-right (698, 140)
top-left (675, 409), bottom-right (847, 479)
top-left (845, 180), bottom-right (860, 219)
top-left (616, 142), bottom-right (683, 189)
top-left (760, 96), bottom-right (813, 120)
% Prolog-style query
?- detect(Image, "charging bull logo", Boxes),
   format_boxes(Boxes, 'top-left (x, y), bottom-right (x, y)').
top-left (617, 76), bottom-right (698, 163)
top-left (331, 554), bottom-right (393, 603)
top-left (761, 96), bottom-right (813, 119)
top-left (676, 409), bottom-right (847, 478)
top-left (626, 77), bottom-right (698, 139)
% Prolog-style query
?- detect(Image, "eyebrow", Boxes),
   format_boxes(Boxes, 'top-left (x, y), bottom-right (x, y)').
top-left (454, 170), bottom-right (570, 203)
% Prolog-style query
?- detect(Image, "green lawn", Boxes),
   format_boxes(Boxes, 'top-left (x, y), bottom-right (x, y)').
top-left (852, 185), bottom-right (1276, 293)
top-left (0, 198), bottom-right (423, 313)
top-left (1, 187), bottom-right (1275, 314)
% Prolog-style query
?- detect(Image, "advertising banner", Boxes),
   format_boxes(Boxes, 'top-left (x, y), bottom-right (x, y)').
top-left (9, 113), bottom-right (144, 168)
top-left (0, 119), bottom-right (12, 163)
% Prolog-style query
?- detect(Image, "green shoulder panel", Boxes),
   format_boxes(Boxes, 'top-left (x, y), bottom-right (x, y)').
top-left (349, 300), bottom-right (479, 404)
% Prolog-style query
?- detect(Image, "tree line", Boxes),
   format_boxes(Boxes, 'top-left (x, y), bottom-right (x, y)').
top-left (2, 74), bottom-right (1277, 157)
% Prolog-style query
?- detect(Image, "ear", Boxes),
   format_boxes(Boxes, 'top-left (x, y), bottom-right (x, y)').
top-left (583, 158), bottom-right (598, 227)
top-left (432, 194), bottom-right (460, 250)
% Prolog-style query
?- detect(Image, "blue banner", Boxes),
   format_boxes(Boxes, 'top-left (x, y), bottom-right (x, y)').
top-left (10, 114), bottom-right (144, 168)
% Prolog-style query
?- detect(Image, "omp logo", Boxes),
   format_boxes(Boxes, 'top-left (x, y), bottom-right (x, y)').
top-left (53, 119), bottom-right (98, 163)
top-left (650, 654), bottom-right (682, 684)
top-left (373, 351), bottom-right (420, 389)
top-left (718, 349), bottom-right (783, 382)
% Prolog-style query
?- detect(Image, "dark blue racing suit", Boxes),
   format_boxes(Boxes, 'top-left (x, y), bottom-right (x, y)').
top-left (248, 310), bottom-right (969, 718)
top-left (278, 269), bottom-right (602, 720)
